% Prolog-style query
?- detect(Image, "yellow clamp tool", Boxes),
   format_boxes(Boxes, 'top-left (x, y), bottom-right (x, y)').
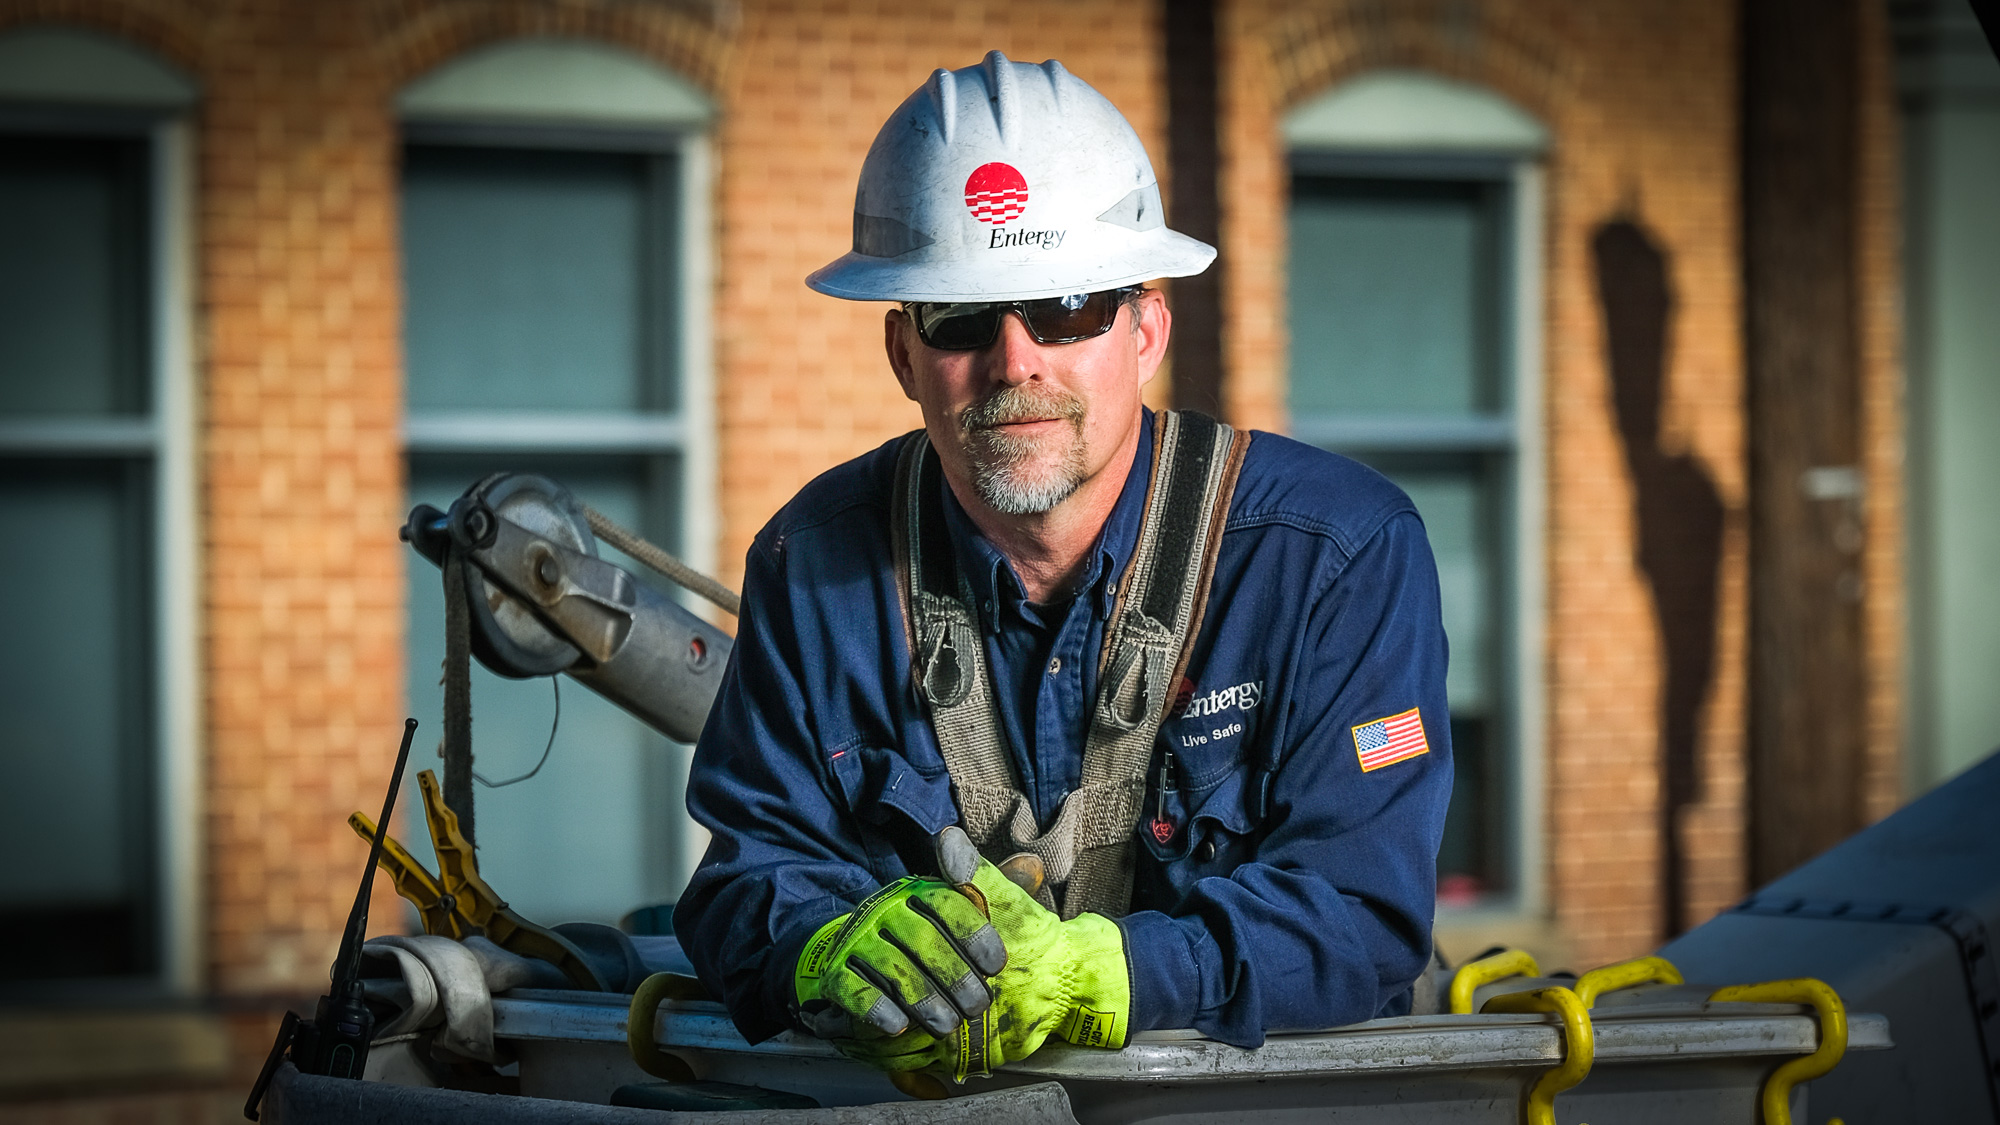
top-left (1707, 978), bottom-right (1848, 1125)
top-left (1483, 985), bottom-right (1595, 1125)
top-left (1450, 948), bottom-right (1542, 1015)
top-left (1573, 955), bottom-right (1683, 1008)
top-left (348, 768), bottom-right (608, 992)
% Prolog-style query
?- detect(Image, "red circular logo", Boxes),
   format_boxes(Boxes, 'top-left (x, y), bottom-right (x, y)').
top-left (964, 162), bottom-right (1029, 226)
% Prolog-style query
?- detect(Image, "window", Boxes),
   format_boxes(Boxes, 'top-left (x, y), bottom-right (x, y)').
top-left (1284, 71), bottom-right (1547, 913)
top-left (0, 27), bottom-right (196, 988)
top-left (397, 39), bottom-right (714, 927)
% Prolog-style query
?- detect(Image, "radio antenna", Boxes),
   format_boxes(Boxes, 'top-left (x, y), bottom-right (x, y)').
top-left (333, 717), bottom-right (418, 994)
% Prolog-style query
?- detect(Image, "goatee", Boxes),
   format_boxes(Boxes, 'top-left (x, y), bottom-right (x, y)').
top-left (957, 385), bottom-right (1089, 515)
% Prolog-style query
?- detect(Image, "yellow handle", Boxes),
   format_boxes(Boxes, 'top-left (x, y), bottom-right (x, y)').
top-left (348, 811), bottom-right (465, 939)
top-left (416, 770), bottom-right (507, 926)
top-left (627, 972), bottom-right (705, 1082)
top-left (1482, 986), bottom-right (1595, 1125)
top-left (1574, 955), bottom-right (1683, 1008)
top-left (1708, 978), bottom-right (1848, 1125)
top-left (1450, 948), bottom-right (1543, 1014)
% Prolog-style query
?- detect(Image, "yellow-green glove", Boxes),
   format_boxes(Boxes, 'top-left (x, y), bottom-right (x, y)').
top-left (820, 857), bottom-right (1131, 1082)
top-left (792, 874), bottom-right (1007, 1041)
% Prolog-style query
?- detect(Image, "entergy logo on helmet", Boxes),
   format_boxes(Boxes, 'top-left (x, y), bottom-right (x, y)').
top-left (964, 163), bottom-right (1028, 225)
top-left (965, 162), bottom-right (1066, 251)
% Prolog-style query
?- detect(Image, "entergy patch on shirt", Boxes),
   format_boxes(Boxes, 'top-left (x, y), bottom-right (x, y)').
top-left (1352, 707), bottom-right (1429, 772)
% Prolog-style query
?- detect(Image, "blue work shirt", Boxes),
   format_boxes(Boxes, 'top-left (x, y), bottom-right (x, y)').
top-left (675, 411), bottom-right (1452, 1048)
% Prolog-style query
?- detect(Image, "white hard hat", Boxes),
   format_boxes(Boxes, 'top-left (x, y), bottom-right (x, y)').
top-left (806, 51), bottom-right (1216, 303)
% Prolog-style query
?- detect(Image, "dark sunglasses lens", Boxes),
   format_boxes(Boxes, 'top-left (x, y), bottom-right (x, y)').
top-left (1021, 291), bottom-right (1120, 344)
top-left (916, 304), bottom-right (1002, 350)
top-left (913, 290), bottom-right (1131, 350)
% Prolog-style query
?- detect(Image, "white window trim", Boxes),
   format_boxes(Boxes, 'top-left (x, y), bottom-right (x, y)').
top-left (155, 115), bottom-right (201, 995)
top-left (1285, 130), bottom-right (1550, 930)
top-left (1506, 160), bottom-right (1548, 926)
top-left (669, 129), bottom-right (717, 891)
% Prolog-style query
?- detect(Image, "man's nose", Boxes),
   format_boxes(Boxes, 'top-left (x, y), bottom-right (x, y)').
top-left (986, 310), bottom-right (1047, 386)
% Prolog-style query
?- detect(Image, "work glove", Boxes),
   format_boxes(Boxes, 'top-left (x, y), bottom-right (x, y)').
top-left (804, 852), bottom-right (1132, 1082)
top-left (792, 871), bottom-right (1008, 1042)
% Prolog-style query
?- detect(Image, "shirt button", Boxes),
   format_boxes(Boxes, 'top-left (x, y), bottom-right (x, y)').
top-left (1048, 656), bottom-right (1062, 675)
top-left (1195, 840), bottom-right (1217, 862)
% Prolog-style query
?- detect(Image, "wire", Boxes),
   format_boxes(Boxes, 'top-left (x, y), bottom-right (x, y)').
top-left (474, 676), bottom-right (560, 788)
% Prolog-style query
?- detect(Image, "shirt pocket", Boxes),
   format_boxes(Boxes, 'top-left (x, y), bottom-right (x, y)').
top-left (1181, 767), bottom-right (1259, 872)
top-left (825, 743), bottom-right (959, 876)
top-left (1137, 738), bottom-right (1259, 865)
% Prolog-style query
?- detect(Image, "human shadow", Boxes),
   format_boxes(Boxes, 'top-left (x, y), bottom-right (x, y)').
top-left (1592, 218), bottom-right (1726, 937)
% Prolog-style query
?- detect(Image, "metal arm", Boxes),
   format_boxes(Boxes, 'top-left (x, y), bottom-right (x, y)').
top-left (401, 472), bottom-right (734, 745)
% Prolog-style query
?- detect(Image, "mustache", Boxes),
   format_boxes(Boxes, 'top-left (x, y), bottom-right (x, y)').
top-left (957, 385), bottom-right (1087, 434)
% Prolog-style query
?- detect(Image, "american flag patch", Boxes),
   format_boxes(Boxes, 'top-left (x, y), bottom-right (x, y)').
top-left (1352, 707), bottom-right (1430, 772)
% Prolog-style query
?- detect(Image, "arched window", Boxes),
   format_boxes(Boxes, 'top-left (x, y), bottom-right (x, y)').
top-left (0, 26), bottom-right (198, 987)
top-left (395, 38), bottom-right (715, 927)
top-left (1284, 69), bottom-right (1547, 913)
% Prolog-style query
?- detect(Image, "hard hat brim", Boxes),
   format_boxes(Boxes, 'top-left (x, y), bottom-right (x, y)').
top-left (804, 230), bottom-right (1218, 304)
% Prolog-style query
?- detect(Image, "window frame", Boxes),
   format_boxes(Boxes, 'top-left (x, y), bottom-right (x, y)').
top-left (395, 104), bottom-right (717, 898)
top-left (0, 102), bottom-right (200, 996)
top-left (1284, 146), bottom-right (1548, 925)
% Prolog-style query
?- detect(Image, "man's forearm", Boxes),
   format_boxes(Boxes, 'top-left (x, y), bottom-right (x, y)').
top-left (1120, 869), bottom-right (1432, 1046)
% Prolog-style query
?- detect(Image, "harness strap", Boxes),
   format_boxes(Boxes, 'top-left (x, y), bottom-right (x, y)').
top-left (892, 438), bottom-right (1022, 862)
top-left (893, 411), bottom-right (1249, 918)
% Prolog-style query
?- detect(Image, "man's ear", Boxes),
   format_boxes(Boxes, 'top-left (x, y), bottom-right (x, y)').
top-left (884, 308), bottom-right (920, 402)
top-left (1133, 289), bottom-right (1173, 390)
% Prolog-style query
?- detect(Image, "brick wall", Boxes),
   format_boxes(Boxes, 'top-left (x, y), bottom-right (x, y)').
top-left (196, 0), bottom-right (407, 998)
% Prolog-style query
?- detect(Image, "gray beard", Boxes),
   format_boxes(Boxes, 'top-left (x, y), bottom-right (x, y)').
top-left (959, 386), bottom-right (1089, 516)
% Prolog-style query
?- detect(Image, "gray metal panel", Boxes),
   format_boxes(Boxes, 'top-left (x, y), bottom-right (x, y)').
top-left (489, 992), bottom-right (1888, 1122)
top-left (1661, 747), bottom-right (2000, 1123)
top-left (492, 993), bottom-right (1891, 1070)
top-left (269, 1061), bottom-right (1078, 1124)
top-left (1726, 748), bottom-right (2000, 919)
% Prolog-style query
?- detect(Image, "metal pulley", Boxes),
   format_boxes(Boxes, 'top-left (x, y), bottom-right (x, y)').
top-left (402, 473), bottom-right (734, 745)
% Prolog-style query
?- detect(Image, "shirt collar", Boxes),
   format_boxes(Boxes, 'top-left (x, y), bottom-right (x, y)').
top-left (939, 408), bottom-right (1156, 629)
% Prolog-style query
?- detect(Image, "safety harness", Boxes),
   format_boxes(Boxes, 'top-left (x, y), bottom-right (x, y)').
top-left (892, 411), bottom-right (1250, 918)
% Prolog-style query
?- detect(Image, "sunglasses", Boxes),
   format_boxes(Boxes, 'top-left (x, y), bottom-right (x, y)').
top-left (904, 287), bottom-right (1143, 351)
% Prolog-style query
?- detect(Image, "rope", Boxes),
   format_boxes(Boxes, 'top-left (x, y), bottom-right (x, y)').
top-left (442, 549), bottom-right (476, 846)
top-left (582, 505), bottom-right (741, 617)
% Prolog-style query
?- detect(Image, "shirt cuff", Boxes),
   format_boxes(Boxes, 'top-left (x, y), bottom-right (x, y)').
top-left (747, 897), bottom-right (851, 1044)
top-left (1118, 909), bottom-right (1203, 1032)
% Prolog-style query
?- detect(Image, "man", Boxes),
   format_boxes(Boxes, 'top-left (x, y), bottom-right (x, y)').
top-left (675, 52), bottom-right (1451, 1079)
